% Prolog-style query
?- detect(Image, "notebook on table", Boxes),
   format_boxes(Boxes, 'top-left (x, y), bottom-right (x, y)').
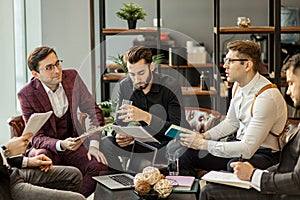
top-left (93, 141), bottom-right (158, 190)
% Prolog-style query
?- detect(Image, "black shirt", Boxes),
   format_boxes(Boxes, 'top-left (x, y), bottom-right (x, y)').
top-left (116, 72), bottom-right (191, 147)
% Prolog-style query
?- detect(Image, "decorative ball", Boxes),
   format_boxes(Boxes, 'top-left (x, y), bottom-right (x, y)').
top-left (135, 180), bottom-right (151, 195)
top-left (134, 173), bottom-right (146, 185)
top-left (153, 179), bottom-right (173, 198)
top-left (142, 166), bottom-right (161, 185)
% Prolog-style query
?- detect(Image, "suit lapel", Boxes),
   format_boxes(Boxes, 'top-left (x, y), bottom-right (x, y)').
top-left (61, 71), bottom-right (74, 121)
top-left (286, 124), bottom-right (300, 143)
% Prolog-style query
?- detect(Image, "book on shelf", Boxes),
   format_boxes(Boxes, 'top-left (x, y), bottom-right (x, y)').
top-left (201, 171), bottom-right (252, 189)
top-left (165, 124), bottom-right (196, 140)
top-left (166, 176), bottom-right (195, 191)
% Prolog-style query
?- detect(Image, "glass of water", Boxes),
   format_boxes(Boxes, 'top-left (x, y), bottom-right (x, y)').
top-left (120, 99), bottom-right (133, 120)
top-left (168, 153), bottom-right (179, 176)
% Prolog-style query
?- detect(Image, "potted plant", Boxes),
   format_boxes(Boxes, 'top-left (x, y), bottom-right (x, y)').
top-left (116, 2), bottom-right (147, 29)
top-left (111, 53), bottom-right (164, 73)
top-left (110, 54), bottom-right (127, 73)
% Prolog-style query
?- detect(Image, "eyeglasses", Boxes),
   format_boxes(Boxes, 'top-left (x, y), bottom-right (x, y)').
top-left (223, 58), bottom-right (248, 64)
top-left (39, 60), bottom-right (63, 72)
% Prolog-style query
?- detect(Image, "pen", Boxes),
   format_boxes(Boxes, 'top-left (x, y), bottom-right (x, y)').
top-left (239, 154), bottom-right (243, 162)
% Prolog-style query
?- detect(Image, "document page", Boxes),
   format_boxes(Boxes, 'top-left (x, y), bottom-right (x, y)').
top-left (110, 125), bottom-right (160, 143)
top-left (22, 111), bottom-right (53, 138)
top-left (201, 170), bottom-right (252, 189)
top-left (75, 124), bottom-right (111, 141)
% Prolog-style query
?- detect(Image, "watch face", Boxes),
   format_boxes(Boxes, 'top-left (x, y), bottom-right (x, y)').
top-left (3, 149), bottom-right (9, 158)
top-left (1, 146), bottom-right (9, 158)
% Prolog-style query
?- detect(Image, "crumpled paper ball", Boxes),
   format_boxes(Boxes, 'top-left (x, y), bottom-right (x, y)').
top-left (142, 166), bottom-right (161, 185)
top-left (134, 180), bottom-right (151, 195)
top-left (134, 173), bottom-right (146, 185)
top-left (153, 179), bottom-right (173, 198)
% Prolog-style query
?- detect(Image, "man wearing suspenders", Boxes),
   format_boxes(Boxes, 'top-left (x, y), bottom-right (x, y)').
top-left (199, 53), bottom-right (300, 200)
top-left (179, 40), bottom-right (287, 176)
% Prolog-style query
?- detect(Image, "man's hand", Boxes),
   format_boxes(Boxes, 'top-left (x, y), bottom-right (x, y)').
top-left (115, 133), bottom-right (134, 147)
top-left (6, 133), bottom-right (33, 156)
top-left (87, 146), bottom-right (108, 165)
top-left (61, 137), bottom-right (82, 151)
top-left (27, 154), bottom-right (53, 172)
top-left (230, 161), bottom-right (256, 181)
top-left (117, 105), bottom-right (152, 125)
top-left (179, 131), bottom-right (207, 150)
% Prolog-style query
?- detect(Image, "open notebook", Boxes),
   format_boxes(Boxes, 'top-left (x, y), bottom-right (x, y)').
top-left (93, 141), bottom-right (158, 190)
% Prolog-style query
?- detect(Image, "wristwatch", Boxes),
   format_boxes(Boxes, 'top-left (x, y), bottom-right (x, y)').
top-left (1, 145), bottom-right (10, 158)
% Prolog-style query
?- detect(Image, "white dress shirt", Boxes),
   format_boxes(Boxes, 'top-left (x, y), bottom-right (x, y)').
top-left (207, 73), bottom-right (287, 158)
top-left (42, 83), bottom-right (99, 150)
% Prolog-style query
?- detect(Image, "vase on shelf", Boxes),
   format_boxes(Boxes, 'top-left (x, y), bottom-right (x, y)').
top-left (127, 20), bottom-right (137, 29)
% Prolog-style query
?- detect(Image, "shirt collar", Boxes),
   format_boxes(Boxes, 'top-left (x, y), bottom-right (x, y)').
top-left (42, 82), bottom-right (63, 93)
top-left (239, 72), bottom-right (260, 96)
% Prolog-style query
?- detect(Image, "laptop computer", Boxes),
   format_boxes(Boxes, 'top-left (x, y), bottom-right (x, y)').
top-left (93, 141), bottom-right (158, 190)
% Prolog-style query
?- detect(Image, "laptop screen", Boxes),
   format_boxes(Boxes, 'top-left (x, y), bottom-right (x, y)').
top-left (127, 141), bottom-right (158, 173)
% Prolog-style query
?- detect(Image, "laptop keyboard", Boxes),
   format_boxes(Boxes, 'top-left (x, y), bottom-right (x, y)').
top-left (110, 175), bottom-right (134, 186)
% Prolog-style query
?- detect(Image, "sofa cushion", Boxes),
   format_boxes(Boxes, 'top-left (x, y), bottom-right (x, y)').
top-left (185, 107), bottom-right (222, 133)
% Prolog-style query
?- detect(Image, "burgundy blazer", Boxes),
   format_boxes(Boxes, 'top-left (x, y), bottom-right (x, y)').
top-left (17, 69), bottom-right (104, 153)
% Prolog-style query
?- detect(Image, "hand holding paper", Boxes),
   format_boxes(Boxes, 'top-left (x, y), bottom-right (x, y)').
top-left (115, 133), bottom-right (134, 147)
top-left (75, 124), bottom-right (111, 141)
top-left (22, 111), bottom-right (53, 140)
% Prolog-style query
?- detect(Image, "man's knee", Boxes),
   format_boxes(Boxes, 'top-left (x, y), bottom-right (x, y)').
top-left (28, 148), bottom-right (53, 158)
top-left (85, 160), bottom-right (108, 176)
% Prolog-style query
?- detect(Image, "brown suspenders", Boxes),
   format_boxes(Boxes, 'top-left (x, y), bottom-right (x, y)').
top-left (233, 83), bottom-right (285, 149)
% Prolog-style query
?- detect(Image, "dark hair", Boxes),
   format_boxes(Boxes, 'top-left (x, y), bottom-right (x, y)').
top-left (126, 46), bottom-right (152, 64)
top-left (282, 54), bottom-right (300, 74)
top-left (227, 40), bottom-right (261, 72)
top-left (27, 46), bottom-right (57, 72)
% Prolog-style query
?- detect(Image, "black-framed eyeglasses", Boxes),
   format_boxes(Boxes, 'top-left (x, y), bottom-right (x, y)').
top-left (223, 58), bottom-right (248, 64)
top-left (40, 60), bottom-right (63, 72)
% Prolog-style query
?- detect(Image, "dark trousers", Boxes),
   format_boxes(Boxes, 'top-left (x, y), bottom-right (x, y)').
top-left (179, 148), bottom-right (280, 177)
top-left (200, 183), bottom-right (297, 200)
top-left (28, 145), bottom-right (107, 197)
top-left (0, 166), bottom-right (12, 200)
top-left (100, 136), bottom-right (168, 173)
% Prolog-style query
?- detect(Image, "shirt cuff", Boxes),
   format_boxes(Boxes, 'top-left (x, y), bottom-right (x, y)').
top-left (251, 169), bottom-right (268, 191)
top-left (56, 140), bottom-right (65, 151)
top-left (90, 140), bottom-right (99, 149)
top-left (0, 149), bottom-right (9, 167)
top-left (22, 157), bottom-right (29, 168)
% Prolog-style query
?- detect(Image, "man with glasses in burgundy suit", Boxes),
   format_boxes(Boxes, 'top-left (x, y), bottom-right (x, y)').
top-left (17, 46), bottom-right (108, 197)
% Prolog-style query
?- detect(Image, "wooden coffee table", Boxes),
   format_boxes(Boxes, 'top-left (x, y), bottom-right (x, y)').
top-left (93, 182), bottom-right (198, 200)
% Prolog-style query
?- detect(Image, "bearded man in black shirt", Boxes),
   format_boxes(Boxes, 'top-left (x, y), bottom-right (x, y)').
top-left (101, 46), bottom-right (190, 172)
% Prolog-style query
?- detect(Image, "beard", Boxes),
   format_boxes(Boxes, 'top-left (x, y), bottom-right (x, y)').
top-left (135, 71), bottom-right (153, 91)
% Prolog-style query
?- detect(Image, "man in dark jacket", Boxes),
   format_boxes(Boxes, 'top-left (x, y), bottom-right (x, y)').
top-left (0, 133), bottom-right (85, 200)
top-left (199, 54), bottom-right (300, 200)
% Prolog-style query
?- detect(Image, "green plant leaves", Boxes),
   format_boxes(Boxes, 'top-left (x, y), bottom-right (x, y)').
top-left (116, 2), bottom-right (147, 21)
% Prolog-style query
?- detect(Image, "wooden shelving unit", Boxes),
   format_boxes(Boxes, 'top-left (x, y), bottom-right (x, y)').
top-left (102, 28), bottom-right (157, 35)
top-left (212, 0), bottom-right (300, 112)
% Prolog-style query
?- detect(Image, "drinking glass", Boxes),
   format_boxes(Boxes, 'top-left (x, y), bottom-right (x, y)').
top-left (168, 153), bottom-right (179, 176)
top-left (121, 99), bottom-right (133, 120)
